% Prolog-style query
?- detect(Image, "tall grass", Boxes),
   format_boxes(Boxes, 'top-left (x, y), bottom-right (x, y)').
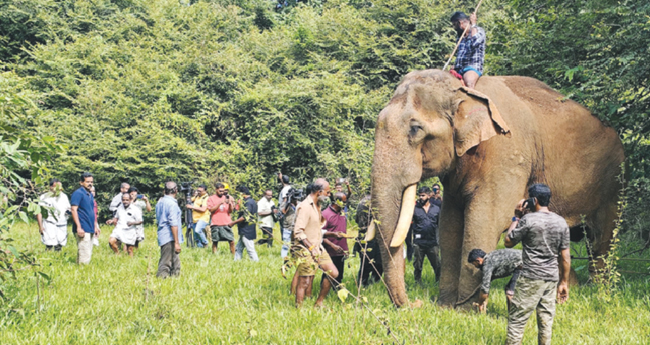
top-left (0, 223), bottom-right (648, 344)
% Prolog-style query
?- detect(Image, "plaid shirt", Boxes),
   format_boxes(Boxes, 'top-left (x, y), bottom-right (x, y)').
top-left (454, 26), bottom-right (486, 73)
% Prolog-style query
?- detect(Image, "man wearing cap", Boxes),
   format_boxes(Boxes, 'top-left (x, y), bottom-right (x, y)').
top-left (450, 11), bottom-right (485, 89)
top-left (36, 178), bottom-right (71, 251)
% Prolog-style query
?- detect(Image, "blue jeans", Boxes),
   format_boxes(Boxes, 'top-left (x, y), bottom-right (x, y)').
top-left (460, 66), bottom-right (483, 77)
top-left (193, 220), bottom-right (209, 248)
top-left (280, 227), bottom-right (292, 258)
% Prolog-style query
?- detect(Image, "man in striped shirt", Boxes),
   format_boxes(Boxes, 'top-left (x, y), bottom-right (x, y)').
top-left (451, 11), bottom-right (486, 89)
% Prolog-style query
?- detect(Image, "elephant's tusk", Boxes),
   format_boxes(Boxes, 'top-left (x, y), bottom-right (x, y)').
top-left (390, 184), bottom-right (417, 247)
top-left (364, 220), bottom-right (376, 241)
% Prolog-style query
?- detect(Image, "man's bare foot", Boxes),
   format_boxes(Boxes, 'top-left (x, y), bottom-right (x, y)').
top-left (409, 299), bottom-right (424, 308)
top-left (314, 301), bottom-right (324, 308)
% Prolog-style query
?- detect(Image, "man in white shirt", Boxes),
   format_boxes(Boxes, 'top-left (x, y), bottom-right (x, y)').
top-left (109, 182), bottom-right (130, 215)
top-left (128, 186), bottom-right (152, 248)
top-left (107, 193), bottom-right (143, 257)
top-left (36, 179), bottom-right (71, 251)
top-left (257, 189), bottom-right (276, 247)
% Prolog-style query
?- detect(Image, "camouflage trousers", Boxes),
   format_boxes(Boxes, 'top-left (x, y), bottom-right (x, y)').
top-left (505, 276), bottom-right (557, 345)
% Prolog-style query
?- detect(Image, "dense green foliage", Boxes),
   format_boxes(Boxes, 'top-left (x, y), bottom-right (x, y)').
top-left (0, 224), bottom-right (649, 343)
top-left (1, 0), bottom-right (646, 238)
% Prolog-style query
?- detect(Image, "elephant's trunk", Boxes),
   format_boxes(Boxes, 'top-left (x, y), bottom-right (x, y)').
top-left (371, 166), bottom-right (420, 307)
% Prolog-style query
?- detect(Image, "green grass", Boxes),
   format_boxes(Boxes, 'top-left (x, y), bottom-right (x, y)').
top-left (1, 224), bottom-right (649, 344)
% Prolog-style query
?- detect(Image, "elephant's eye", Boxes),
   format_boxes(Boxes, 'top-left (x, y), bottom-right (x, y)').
top-left (410, 124), bottom-right (423, 136)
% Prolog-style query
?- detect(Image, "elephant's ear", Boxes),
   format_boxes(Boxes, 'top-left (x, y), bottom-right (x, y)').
top-left (453, 87), bottom-right (511, 157)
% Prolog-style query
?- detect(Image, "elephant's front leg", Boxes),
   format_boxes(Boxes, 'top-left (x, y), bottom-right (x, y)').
top-left (455, 190), bottom-right (526, 308)
top-left (437, 196), bottom-right (465, 307)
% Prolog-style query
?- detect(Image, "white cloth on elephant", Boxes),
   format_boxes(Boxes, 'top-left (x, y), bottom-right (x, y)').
top-left (132, 199), bottom-right (147, 241)
top-left (38, 192), bottom-right (70, 246)
top-left (109, 204), bottom-right (142, 246)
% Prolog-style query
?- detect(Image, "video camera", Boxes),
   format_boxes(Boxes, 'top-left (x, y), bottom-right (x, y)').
top-left (286, 187), bottom-right (305, 205)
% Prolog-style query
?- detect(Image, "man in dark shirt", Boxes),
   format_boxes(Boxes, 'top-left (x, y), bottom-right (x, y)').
top-left (231, 186), bottom-right (259, 262)
top-left (322, 192), bottom-right (349, 288)
top-left (468, 248), bottom-right (523, 312)
top-left (70, 172), bottom-right (101, 264)
top-left (504, 183), bottom-right (571, 345)
top-left (410, 186), bottom-right (441, 283)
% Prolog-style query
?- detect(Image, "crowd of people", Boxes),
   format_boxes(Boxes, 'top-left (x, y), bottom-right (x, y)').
top-left (37, 171), bottom-right (570, 342)
top-left (35, 171), bottom-right (443, 305)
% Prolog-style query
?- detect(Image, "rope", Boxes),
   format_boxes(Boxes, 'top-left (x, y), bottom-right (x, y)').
top-left (442, 0), bottom-right (485, 71)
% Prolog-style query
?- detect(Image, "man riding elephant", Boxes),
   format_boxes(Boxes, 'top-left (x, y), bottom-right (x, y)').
top-left (450, 11), bottom-right (485, 89)
top-left (367, 69), bottom-right (624, 308)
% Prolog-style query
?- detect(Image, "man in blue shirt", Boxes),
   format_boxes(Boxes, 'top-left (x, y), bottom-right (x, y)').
top-left (155, 181), bottom-right (183, 278)
top-left (451, 11), bottom-right (486, 89)
top-left (70, 172), bottom-right (101, 264)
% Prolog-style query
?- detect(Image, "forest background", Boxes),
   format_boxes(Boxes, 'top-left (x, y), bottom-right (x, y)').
top-left (0, 0), bottom-right (649, 343)
top-left (1, 0), bottom-right (648, 267)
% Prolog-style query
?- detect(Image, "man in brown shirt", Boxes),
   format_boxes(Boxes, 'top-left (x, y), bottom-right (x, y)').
top-left (293, 178), bottom-right (339, 307)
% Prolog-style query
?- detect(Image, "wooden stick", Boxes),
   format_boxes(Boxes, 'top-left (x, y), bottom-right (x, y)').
top-left (442, 0), bottom-right (485, 71)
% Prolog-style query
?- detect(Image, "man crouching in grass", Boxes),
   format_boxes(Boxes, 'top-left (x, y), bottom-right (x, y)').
top-left (107, 193), bottom-right (142, 257)
top-left (293, 178), bottom-right (339, 308)
top-left (468, 248), bottom-right (522, 312)
top-left (155, 181), bottom-right (183, 278)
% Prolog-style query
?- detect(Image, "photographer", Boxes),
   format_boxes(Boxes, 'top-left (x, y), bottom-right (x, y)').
top-left (504, 183), bottom-right (571, 345)
top-left (280, 188), bottom-right (302, 260)
top-left (207, 183), bottom-right (236, 256)
top-left (277, 172), bottom-right (292, 205)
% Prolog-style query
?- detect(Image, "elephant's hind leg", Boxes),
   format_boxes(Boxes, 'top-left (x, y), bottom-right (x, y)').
top-left (586, 202), bottom-right (618, 277)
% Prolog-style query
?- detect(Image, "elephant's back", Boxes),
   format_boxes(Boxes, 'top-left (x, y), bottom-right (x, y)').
top-left (480, 75), bottom-right (624, 225)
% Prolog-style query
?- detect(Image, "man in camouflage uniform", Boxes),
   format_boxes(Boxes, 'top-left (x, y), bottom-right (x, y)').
top-left (504, 184), bottom-right (571, 345)
top-left (468, 248), bottom-right (523, 312)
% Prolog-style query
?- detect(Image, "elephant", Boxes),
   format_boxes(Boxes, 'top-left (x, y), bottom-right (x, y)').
top-left (367, 69), bottom-right (624, 308)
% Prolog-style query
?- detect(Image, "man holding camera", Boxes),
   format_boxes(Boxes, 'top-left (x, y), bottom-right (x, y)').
top-left (280, 188), bottom-right (301, 260)
top-left (156, 181), bottom-right (183, 278)
top-left (207, 183), bottom-right (236, 255)
top-left (504, 183), bottom-right (571, 345)
top-left (186, 184), bottom-right (210, 248)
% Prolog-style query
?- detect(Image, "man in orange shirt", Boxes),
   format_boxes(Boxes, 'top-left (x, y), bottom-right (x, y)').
top-left (207, 183), bottom-right (236, 255)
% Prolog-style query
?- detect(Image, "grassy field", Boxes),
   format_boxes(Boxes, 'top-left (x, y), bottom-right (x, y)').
top-left (1, 223), bottom-right (648, 344)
